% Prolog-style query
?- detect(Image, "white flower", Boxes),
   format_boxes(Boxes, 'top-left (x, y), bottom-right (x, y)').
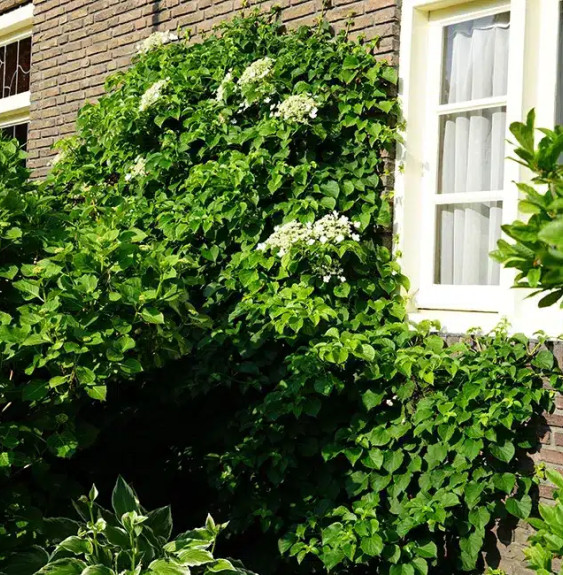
top-left (386, 399), bottom-right (394, 406)
top-left (353, 221), bottom-right (361, 229)
top-left (339, 276), bottom-right (346, 282)
top-left (264, 96), bottom-right (271, 103)
top-left (323, 275), bottom-right (331, 283)
top-left (257, 242), bottom-right (266, 251)
top-left (216, 70), bottom-right (233, 102)
top-left (256, 211), bottom-right (362, 257)
top-left (136, 31), bottom-right (178, 54)
top-left (139, 79), bottom-right (168, 112)
top-left (275, 94), bottom-right (318, 124)
top-left (238, 57), bottom-right (274, 89)
top-left (125, 156), bottom-right (147, 182)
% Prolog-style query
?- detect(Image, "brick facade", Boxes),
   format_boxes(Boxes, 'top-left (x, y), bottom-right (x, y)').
top-left (26, 0), bottom-right (400, 176)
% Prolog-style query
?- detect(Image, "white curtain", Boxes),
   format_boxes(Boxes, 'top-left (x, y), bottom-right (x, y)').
top-left (438, 18), bottom-right (509, 285)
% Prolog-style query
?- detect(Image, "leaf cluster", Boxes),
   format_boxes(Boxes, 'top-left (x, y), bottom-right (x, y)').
top-left (523, 469), bottom-right (563, 575)
top-left (0, 477), bottom-right (254, 575)
top-left (491, 110), bottom-right (563, 307)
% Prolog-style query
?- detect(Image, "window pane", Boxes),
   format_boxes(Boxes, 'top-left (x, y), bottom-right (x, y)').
top-left (0, 37), bottom-right (31, 99)
top-left (17, 37), bottom-right (31, 94)
top-left (441, 12), bottom-right (510, 104)
top-left (435, 201), bottom-right (502, 285)
top-left (439, 106), bottom-right (506, 193)
top-left (2, 121), bottom-right (29, 150)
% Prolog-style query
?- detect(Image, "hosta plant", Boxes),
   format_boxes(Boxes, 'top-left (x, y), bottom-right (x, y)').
top-left (0, 477), bottom-right (253, 575)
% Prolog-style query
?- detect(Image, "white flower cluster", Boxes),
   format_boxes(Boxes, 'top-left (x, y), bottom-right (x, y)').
top-left (273, 94), bottom-right (318, 123)
top-left (216, 70), bottom-right (233, 102)
top-left (257, 212), bottom-right (361, 257)
top-left (136, 31), bottom-right (178, 55)
top-left (139, 79), bottom-right (168, 112)
top-left (319, 262), bottom-right (346, 283)
top-left (125, 156), bottom-right (147, 182)
top-left (238, 57), bottom-right (274, 89)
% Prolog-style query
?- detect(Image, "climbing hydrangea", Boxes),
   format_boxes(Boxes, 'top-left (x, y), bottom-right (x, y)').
top-left (274, 94), bottom-right (318, 123)
top-left (124, 156), bottom-right (147, 182)
top-left (238, 57), bottom-right (274, 89)
top-left (139, 79), bottom-right (167, 112)
top-left (257, 212), bottom-right (361, 256)
top-left (136, 30), bottom-right (179, 55)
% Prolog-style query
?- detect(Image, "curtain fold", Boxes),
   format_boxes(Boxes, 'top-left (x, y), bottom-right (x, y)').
top-left (437, 16), bottom-right (509, 285)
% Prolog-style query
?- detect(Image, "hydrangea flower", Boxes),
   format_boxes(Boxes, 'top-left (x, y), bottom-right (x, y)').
top-left (273, 94), bottom-right (318, 123)
top-left (238, 57), bottom-right (274, 89)
top-left (139, 79), bottom-right (168, 112)
top-left (257, 211), bottom-right (361, 257)
top-left (125, 156), bottom-right (147, 182)
top-left (136, 31), bottom-right (179, 55)
top-left (216, 71), bottom-right (233, 102)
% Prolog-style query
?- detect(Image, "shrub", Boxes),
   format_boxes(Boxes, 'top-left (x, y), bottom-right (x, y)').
top-left (0, 477), bottom-right (254, 575)
top-left (491, 109), bottom-right (563, 306)
top-left (0, 10), bottom-right (558, 575)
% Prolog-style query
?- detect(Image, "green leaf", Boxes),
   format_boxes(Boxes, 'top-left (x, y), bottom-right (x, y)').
top-left (390, 564), bottom-right (415, 575)
top-left (321, 181), bottom-right (340, 198)
top-left (532, 350), bottom-right (554, 370)
top-left (360, 534), bottom-right (383, 557)
top-left (86, 386), bottom-right (107, 401)
top-left (148, 559), bottom-right (191, 575)
top-left (547, 469), bottom-right (563, 490)
top-left (414, 541), bottom-right (437, 559)
top-left (2, 546), bottom-right (49, 575)
top-left (539, 219), bottom-right (563, 248)
top-left (36, 559), bottom-right (87, 574)
top-left (362, 390), bottom-right (383, 411)
top-left (111, 476), bottom-right (139, 518)
top-left (146, 505), bottom-right (173, 540)
top-left (81, 567), bottom-right (115, 575)
top-left (57, 535), bottom-right (93, 555)
top-left (343, 55), bottom-right (360, 69)
top-left (468, 507), bottom-right (491, 530)
top-left (490, 440), bottom-right (515, 463)
top-left (506, 494), bottom-right (532, 519)
top-left (141, 307), bottom-right (165, 324)
top-left (176, 547), bottom-right (214, 566)
top-left (201, 245), bottom-right (220, 262)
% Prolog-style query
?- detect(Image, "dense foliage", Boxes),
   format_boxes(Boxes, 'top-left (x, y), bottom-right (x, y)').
top-left (492, 110), bottom-right (563, 307)
top-left (522, 469), bottom-right (563, 575)
top-left (1, 477), bottom-right (254, 575)
top-left (0, 11), bottom-right (559, 575)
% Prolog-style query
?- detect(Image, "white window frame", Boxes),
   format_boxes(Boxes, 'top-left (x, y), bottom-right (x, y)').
top-left (395, 0), bottom-right (563, 335)
top-left (0, 4), bottom-right (33, 134)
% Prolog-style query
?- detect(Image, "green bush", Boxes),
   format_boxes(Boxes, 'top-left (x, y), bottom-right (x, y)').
top-left (1, 477), bottom-right (254, 575)
top-left (492, 110), bottom-right (563, 306)
top-left (0, 10), bottom-right (558, 575)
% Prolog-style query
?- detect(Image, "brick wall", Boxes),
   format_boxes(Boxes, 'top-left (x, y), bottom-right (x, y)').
top-left (0, 0), bottom-right (27, 13)
top-left (25, 0), bottom-right (401, 176)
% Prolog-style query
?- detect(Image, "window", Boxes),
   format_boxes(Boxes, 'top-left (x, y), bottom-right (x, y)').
top-left (396, 0), bottom-right (563, 334)
top-left (0, 4), bottom-right (33, 150)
